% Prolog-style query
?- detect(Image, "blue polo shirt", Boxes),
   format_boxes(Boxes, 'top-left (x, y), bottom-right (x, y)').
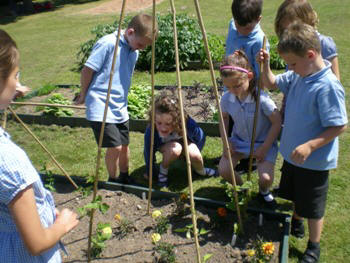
top-left (220, 90), bottom-right (279, 163)
top-left (225, 19), bottom-right (270, 78)
top-left (318, 32), bottom-right (337, 61)
top-left (85, 30), bottom-right (139, 123)
top-left (276, 61), bottom-right (348, 170)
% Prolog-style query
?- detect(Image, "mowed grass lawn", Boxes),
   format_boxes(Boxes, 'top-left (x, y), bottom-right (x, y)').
top-left (1, 0), bottom-right (350, 262)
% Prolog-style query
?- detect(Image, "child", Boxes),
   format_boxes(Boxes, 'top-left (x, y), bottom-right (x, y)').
top-left (258, 22), bottom-right (347, 263)
top-left (144, 93), bottom-right (217, 187)
top-left (224, 0), bottom-right (270, 174)
top-left (218, 50), bottom-right (281, 207)
top-left (0, 29), bottom-right (79, 262)
top-left (226, 0), bottom-right (270, 79)
top-left (275, 0), bottom-right (340, 80)
top-left (75, 14), bottom-right (157, 184)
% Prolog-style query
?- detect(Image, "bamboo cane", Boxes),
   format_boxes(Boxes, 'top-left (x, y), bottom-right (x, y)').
top-left (169, 1), bottom-right (201, 262)
top-left (11, 101), bottom-right (86, 109)
top-left (247, 37), bottom-right (267, 182)
top-left (87, 1), bottom-right (127, 261)
top-left (2, 109), bottom-right (8, 128)
top-left (147, 0), bottom-right (157, 215)
top-left (192, 0), bottom-right (243, 234)
top-left (8, 107), bottom-right (78, 189)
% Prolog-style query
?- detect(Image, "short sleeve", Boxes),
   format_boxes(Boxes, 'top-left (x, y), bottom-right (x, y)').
top-left (275, 70), bottom-right (295, 95)
top-left (260, 92), bottom-right (277, 117)
top-left (85, 39), bottom-right (113, 72)
top-left (220, 91), bottom-right (230, 113)
top-left (320, 35), bottom-right (338, 60)
top-left (225, 20), bottom-right (235, 56)
top-left (0, 146), bottom-right (39, 205)
top-left (317, 82), bottom-right (348, 127)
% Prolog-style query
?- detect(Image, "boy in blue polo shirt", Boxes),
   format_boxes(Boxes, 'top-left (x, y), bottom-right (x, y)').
top-left (258, 22), bottom-right (347, 263)
top-left (75, 14), bottom-right (158, 184)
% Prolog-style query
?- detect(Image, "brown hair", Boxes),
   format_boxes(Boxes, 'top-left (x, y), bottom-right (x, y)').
top-left (219, 50), bottom-right (257, 100)
top-left (277, 21), bottom-right (320, 57)
top-left (231, 0), bottom-right (263, 26)
top-left (0, 29), bottom-right (19, 86)
top-left (275, 0), bottom-right (318, 38)
top-left (128, 13), bottom-right (158, 40)
top-left (148, 92), bottom-right (187, 135)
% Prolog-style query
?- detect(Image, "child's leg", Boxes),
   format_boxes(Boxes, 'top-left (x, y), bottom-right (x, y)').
top-left (105, 146), bottom-right (122, 178)
top-left (188, 143), bottom-right (216, 176)
top-left (257, 160), bottom-right (274, 193)
top-left (218, 152), bottom-right (242, 184)
top-left (118, 144), bottom-right (129, 173)
top-left (308, 217), bottom-right (323, 243)
top-left (160, 141), bottom-right (182, 169)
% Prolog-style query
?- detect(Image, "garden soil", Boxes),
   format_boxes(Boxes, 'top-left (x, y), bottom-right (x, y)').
top-left (53, 182), bottom-right (282, 263)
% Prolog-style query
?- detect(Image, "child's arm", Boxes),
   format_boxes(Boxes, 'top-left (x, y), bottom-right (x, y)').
top-left (219, 112), bottom-right (234, 158)
top-left (329, 57), bottom-right (340, 80)
top-left (74, 66), bottom-right (95, 105)
top-left (291, 125), bottom-right (347, 165)
top-left (257, 49), bottom-right (278, 91)
top-left (254, 109), bottom-right (281, 162)
top-left (9, 185), bottom-right (79, 256)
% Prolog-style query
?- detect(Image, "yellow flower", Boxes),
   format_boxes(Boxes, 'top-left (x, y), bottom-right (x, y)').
top-left (152, 210), bottom-right (162, 219)
top-left (114, 213), bottom-right (121, 221)
top-left (151, 233), bottom-right (161, 243)
top-left (101, 226), bottom-right (112, 239)
top-left (246, 249), bottom-right (255, 257)
top-left (262, 242), bottom-right (274, 255)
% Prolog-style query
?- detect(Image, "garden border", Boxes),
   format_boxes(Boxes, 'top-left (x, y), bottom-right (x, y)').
top-left (44, 173), bottom-right (290, 263)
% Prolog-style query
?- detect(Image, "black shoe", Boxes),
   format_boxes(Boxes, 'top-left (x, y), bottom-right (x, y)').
top-left (300, 241), bottom-right (320, 263)
top-left (258, 191), bottom-right (277, 209)
top-left (235, 158), bottom-right (257, 175)
top-left (291, 217), bottom-right (305, 238)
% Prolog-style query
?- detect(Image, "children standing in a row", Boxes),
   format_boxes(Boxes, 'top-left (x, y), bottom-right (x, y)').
top-left (75, 14), bottom-right (158, 184)
top-left (0, 29), bottom-right (79, 262)
top-left (218, 50), bottom-right (281, 208)
top-left (144, 93), bottom-right (217, 187)
top-left (258, 22), bottom-right (347, 263)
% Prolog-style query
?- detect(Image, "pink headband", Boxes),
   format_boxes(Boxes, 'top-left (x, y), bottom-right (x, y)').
top-left (219, 65), bottom-right (249, 74)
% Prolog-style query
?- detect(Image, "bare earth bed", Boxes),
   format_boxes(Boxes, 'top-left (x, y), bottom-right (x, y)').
top-left (53, 182), bottom-right (282, 263)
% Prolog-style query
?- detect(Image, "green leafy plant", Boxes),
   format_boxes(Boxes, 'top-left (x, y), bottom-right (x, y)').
top-left (42, 93), bottom-right (74, 117)
top-left (127, 83), bottom-right (152, 119)
top-left (41, 164), bottom-right (56, 192)
top-left (268, 35), bottom-right (286, 70)
top-left (90, 222), bottom-right (113, 258)
top-left (76, 185), bottom-right (93, 198)
top-left (151, 210), bottom-right (170, 235)
top-left (77, 195), bottom-right (110, 218)
top-left (77, 14), bottom-right (225, 72)
top-left (115, 217), bottom-right (135, 239)
top-left (202, 253), bottom-right (213, 263)
top-left (154, 242), bottom-right (176, 263)
top-left (174, 223), bottom-right (209, 239)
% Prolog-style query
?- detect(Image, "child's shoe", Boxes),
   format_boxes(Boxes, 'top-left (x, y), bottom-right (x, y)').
top-left (157, 173), bottom-right (168, 187)
top-left (300, 241), bottom-right (320, 263)
top-left (291, 217), bottom-right (305, 238)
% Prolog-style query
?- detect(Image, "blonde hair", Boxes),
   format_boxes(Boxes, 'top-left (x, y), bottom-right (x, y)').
top-left (128, 13), bottom-right (158, 40)
top-left (278, 21), bottom-right (320, 56)
top-left (275, 0), bottom-right (318, 38)
top-left (220, 50), bottom-right (257, 100)
top-left (0, 29), bottom-right (19, 86)
top-left (149, 92), bottom-right (187, 135)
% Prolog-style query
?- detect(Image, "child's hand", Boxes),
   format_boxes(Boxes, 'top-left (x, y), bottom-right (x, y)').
top-left (256, 48), bottom-right (270, 65)
top-left (55, 208), bottom-right (79, 234)
top-left (14, 84), bottom-right (31, 99)
top-left (73, 93), bottom-right (85, 105)
top-left (254, 145), bottom-right (268, 162)
top-left (290, 143), bottom-right (312, 164)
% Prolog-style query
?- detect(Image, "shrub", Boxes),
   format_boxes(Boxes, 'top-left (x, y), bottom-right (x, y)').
top-left (77, 14), bottom-right (225, 72)
top-left (268, 35), bottom-right (286, 70)
top-left (127, 83), bottom-right (152, 119)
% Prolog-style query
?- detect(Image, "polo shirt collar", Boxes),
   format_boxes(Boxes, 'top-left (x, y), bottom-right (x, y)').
top-left (228, 93), bottom-right (255, 103)
top-left (304, 60), bottom-right (332, 84)
top-left (113, 30), bottom-right (130, 48)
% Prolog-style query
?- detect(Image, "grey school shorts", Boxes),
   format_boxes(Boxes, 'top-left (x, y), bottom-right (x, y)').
top-left (89, 120), bottom-right (129, 147)
top-left (279, 160), bottom-right (329, 219)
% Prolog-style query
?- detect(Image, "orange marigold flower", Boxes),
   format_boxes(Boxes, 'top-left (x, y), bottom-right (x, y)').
top-left (114, 213), bottom-right (121, 221)
top-left (262, 242), bottom-right (274, 255)
top-left (217, 207), bottom-right (227, 217)
top-left (180, 193), bottom-right (188, 201)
